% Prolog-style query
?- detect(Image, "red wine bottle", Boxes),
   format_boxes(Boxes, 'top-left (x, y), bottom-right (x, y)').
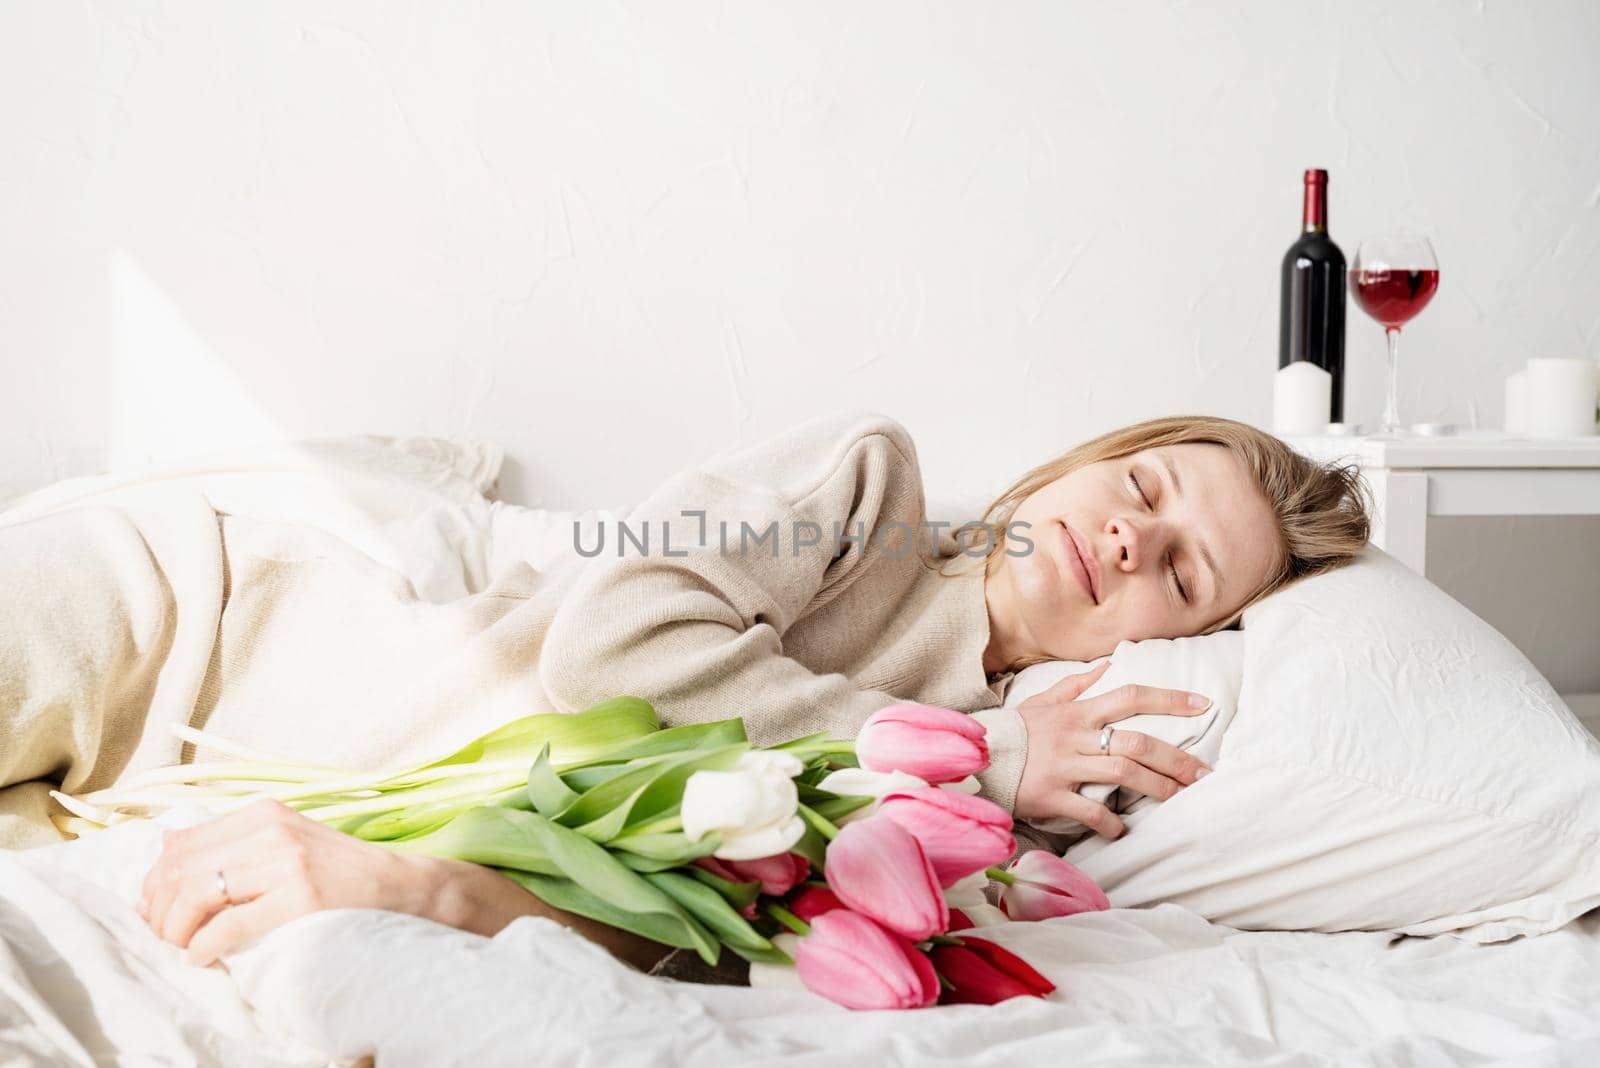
top-left (1278, 169), bottom-right (1347, 423)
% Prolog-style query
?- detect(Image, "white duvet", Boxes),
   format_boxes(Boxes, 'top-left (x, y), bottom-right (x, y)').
top-left (5, 802), bottom-right (1600, 1067)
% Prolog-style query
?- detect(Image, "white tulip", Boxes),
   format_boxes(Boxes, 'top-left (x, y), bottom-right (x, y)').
top-left (939, 775), bottom-right (982, 795)
top-left (942, 868), bottom-right (991, 909)
top-left (814, 767), bottom-right (929, 825)
top-left (747, 932), bottom-right (805, 990)
top-left (681, 749), bottom-right (806, 861)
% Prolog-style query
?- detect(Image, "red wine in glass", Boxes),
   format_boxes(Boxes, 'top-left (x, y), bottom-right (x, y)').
top-left (1352, 268), bottom-right (1440, 330)
top-left (1349, 234), bottom-right (1440, 435)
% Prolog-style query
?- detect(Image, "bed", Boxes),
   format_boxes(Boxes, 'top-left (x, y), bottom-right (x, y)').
top-left (3, 435), bottom-right (1598, 1067)
top-left (5, 804), bottom-right (1600, 1066)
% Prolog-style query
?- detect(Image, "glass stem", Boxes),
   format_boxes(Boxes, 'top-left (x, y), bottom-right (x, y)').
top-left (1382, 327), bottom-right (1403, 435)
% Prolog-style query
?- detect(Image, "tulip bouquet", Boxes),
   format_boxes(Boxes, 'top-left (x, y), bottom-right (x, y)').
top-left (54, 696), bottom-right (1111, 1010)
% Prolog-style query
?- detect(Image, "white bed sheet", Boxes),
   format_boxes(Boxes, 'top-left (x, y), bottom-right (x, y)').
top-left (5, 804), bottom-right (1599, 1067)
top-left (6, 448), bottom-right (1599, 1064)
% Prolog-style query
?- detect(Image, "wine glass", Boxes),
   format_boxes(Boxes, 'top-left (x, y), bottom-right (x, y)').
top-left (1349, 234), bottom-right (1440, 436)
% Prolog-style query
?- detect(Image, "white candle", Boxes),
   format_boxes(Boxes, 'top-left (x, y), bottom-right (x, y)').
top-left (1503, 369), bottom-right (1528, 435)
top-left (1526, 358), bottom-right (1598, 437)
top-left (1273, 361), bottom-right (1332, 435)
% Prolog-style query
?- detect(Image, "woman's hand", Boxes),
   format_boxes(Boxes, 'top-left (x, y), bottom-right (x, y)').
top-left (138, 798), bottom-right (441, 967)
top-left (1012, 660), bottom-right (1214, 838)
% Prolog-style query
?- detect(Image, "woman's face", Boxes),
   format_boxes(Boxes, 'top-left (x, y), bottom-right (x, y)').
top-left (983, 442), bottom-right (1285, 671)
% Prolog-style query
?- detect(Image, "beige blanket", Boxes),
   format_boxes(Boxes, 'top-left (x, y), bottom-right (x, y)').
top-left (0, 486), bottom-right (572, 850)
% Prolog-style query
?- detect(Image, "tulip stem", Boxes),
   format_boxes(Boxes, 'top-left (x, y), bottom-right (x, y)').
top-left (984, 866), bottom-right (1015, 886)
top-left (764, 902), bottom-right (811, 937)
top-left (796, 802), bottom-right (840, 842)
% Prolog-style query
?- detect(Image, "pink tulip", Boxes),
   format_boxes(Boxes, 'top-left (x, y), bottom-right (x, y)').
top-left (999, 850), bottom-right (1112, 921)
top-left (856, 704), bottom-right (990, 783)
top-left (794, 909), bottom-right (939, 1010)
top-left (693, 853), bottom-right (811, 897)
top-left (824, 816), bottom-right (947, 941)
top-left (875, 786), bottom-right (1017, 888)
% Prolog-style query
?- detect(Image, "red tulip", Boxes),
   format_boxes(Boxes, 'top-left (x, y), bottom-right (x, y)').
top-left (794, 910), bottom-right (939, 1010)
top-left (875, 786), bottom-right (1016, 888)
top-left (693, 852), bottom-right (811, 897)
top-left (999, 850), bottom-right (1112, 921)
top-left (824, 816), bottom-right (948, 941)
top-left (787, 885), bottom-right (848, 923)
top-left (931, 936), bottom-right (1056, 1005)
top-left (856, 704), bottom-right (990, 783)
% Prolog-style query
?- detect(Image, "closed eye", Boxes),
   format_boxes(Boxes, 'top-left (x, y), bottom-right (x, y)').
top-left (1169, 555), bottom-right (1189, 604)
top-left (1127, 470), bottom-right (1150, 508)
top-left (1130, 469), bottom-right (1190, 605)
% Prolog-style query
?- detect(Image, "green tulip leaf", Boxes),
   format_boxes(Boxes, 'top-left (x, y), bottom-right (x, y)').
top-left (683, 864), bottom-right (762, 911)
top-left (351, 784), bottom-right (533, 842)
top-left (519, 810), bottom-right (718, 965)
top-left (561, 744), bottom-right (748, 839)
top-left (615, 852), bottom-right (693, 873)
top-left (578, 719), bottom-right (747, 764)
top-left (789, 822), bottom-right (829, 871)
top-left (610, 830), bottom-right (721, 864)
top-left (385, 697), bottom-right (660, 783)
top-left (807, 795), bottom-right (874, 824)
top-left (379, 807), bottom-right (563, 875)
top-left (561, 762), bottom-right (646, 793)
top-left (526, 742), bottom-right (580, 819)
top-left (644, 870), bottom-right (774, 954)
top-left (501, 869), bottom-right (716, 962)
top-left (726, 941), bottom-right (796, 966)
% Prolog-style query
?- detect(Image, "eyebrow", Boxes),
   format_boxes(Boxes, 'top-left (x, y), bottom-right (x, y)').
top-left (1159, 453), bottom-right (1225, 604)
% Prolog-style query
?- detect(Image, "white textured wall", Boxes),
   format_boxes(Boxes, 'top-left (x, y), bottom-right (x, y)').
top-left (3, 1), bottom-right (1597, 688)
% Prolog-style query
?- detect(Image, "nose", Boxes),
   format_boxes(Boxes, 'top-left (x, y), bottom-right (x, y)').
top-left (1105, 515), bottom-right (1152, 573)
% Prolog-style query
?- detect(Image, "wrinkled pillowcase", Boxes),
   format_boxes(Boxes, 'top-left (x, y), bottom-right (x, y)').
top-left (1003, 547), bottom-right (1600, 943)
top-left (1000, 631), bottom-right (1243, 837)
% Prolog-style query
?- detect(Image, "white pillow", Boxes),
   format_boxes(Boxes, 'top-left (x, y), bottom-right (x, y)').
top-left (1005, 547), bottom-right (1600, 943)
top-left (1000, 631), bottom-right (1243, 836)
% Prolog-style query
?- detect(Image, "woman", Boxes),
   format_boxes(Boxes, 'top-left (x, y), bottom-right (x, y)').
top-left (125, 410), bottom-right (1369, 974)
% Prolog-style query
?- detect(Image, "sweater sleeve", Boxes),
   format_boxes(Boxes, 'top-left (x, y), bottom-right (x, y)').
top-left (966, 706), bottom-right (1028, 814)
top-left (537, 412), bottom-right (935, 748)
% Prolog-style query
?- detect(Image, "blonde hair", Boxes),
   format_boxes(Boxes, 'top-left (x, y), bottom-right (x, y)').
top-left (919, 416), bottom-right (1371, 671)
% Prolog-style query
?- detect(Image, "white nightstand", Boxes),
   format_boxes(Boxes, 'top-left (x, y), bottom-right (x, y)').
top-left (1284, 433), bottom-right (1600, 575)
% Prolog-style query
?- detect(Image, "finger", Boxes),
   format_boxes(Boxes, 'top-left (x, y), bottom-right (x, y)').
top-left (1042, 789), bottom-right (1125, 840)
top-left (1027, 659), bottom-right (1112, 706)
top-left (184, 868), bottom-right (317, 967)
top-left (1079, 683), bottom-right (1213, 728)
top-left (1105, 728), bottom-right (1211, 785)
top-left (141, 829), bottom-right (195, 933)
top-left (147, 822), bottom-right (286, 947)
top-left (152, 841), bottom-right (276, 949)
top-left (1085, 752), bottom-right (1188, 804)
top-left (140, 800), bottom-right (312, 920)
top-left (139, 804), bottom-right (266, 916)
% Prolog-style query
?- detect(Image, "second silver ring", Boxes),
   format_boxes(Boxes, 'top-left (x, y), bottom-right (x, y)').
top-left (1098, 725), bottom-right (1115, 754)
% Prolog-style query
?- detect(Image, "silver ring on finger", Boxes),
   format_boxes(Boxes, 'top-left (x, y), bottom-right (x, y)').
top-left (1098, 725), bottom-right (1115, 755)
top-left (214, 869), bottom-right (232, 906)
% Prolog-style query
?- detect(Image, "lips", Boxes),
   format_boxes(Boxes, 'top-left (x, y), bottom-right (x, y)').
top-left (1057, 521), bottom-right (1100, 604)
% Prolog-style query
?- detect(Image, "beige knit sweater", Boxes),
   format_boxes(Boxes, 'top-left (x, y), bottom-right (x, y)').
top-left (0, 410), bottom-right (1045, 861)
top-left (535, 410), bottom-right (1031, 813)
